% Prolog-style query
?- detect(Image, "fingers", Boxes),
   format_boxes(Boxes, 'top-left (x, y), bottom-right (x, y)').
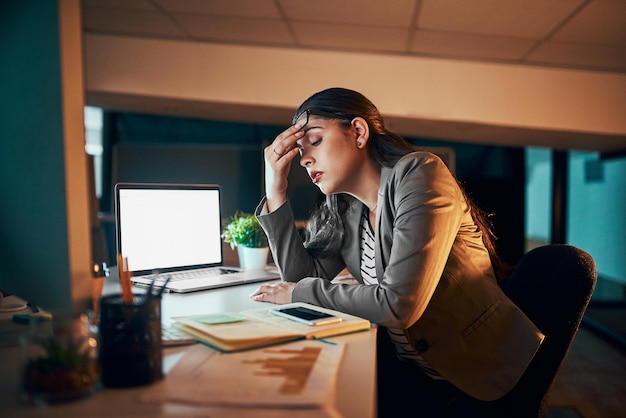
top-left (249, 282), bottom-right (272, 297)
top-left (266, 143), bottom-right (299, 162)
top-left (249, 282), bottom-right (276, 301)
top-left (263, 121), bottom-right (306, 210)
top-left (269, 122), bottom-right (305, 159)
top-left (249, 282), bottom-right (295, 304)
top-left (250, 293), bottom-right (274, 303)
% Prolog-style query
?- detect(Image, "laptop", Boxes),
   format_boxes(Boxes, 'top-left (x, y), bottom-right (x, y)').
top-left (114, 183), bottom-right (279, 293)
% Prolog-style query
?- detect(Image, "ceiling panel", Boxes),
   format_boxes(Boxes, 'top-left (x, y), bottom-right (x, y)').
top-left (411, 30), bottom-right (535, 61)
top-left (417, 0), bottom-right (586, 38)
top-left (279, 0), bottom-right (417, 27)
top-left (155, 0), bottom-right (282, 19)
top-left (83, 0), bottom-right (156, 11)
top-left (175, 15), bottom-right (294, 45)
top-left (294, 22), bottom-right (408, 52)
top-left (82, 8), bottom-right (185, 38)
top-left (552, 0), bottom-right (626, 46)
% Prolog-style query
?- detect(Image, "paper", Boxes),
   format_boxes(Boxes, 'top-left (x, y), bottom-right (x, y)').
top-left (195, 314), bottom-right (245, 325)
top-left (141, 340), bottom-right (345, 410)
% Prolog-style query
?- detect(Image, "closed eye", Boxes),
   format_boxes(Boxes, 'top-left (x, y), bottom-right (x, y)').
top-left (298, 136), bottom-right (322, 156)
top-left (301, 136), bottom-right (322, 148)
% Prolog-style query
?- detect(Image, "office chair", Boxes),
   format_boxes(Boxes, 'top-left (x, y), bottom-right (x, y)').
top-left (493, 244), bottom-right (597, 418)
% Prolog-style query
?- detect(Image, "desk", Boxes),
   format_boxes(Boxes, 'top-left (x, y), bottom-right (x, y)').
top-left (0, 276), bottom-right (377, 418)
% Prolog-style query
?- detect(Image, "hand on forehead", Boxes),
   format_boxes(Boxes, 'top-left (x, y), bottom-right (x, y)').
top-left (294, 109), bottom-right (309, 128)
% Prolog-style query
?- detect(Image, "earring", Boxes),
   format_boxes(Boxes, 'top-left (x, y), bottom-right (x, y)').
top-left (357, 142), bottom-right (362, 148)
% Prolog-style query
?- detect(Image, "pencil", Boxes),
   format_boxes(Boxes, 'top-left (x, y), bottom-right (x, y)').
top-left (91, 276), bottom-right (104, 325)
top-left (117, 254), bottom-right (134, 304)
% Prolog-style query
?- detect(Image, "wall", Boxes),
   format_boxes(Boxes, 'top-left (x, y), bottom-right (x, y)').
top-left (526, 148), bottom-right (552, 243)
top-left (526, 149), bottom-right (626, 285)
top-left (568, 154), bottom-right (626, 285)
top-left (112, 142), bottom-right (263, 218)
top-left (0, 0), bottom-right (92, 316)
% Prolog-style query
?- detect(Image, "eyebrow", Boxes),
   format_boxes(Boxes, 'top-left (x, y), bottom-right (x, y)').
top-left (303, 125), bottom-right (323, 134)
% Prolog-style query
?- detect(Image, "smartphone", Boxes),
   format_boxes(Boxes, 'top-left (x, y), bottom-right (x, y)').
top-left (269, 306), bottom-right (343, 326)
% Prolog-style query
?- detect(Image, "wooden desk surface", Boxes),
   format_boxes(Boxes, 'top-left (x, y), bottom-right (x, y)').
top-left (0, 275), bottom-right (376, 418)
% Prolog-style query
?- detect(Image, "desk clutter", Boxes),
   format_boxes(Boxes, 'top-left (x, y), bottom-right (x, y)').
top-left (6, 308), bottom-right (101, 405)
top-left (1, 285), bottom-right (369, 415)
top-left (0, 294), bottom-right (52, 333)
top-left (172, 302), bottom-right (371, 352)
top-left (143, 302), bottom-right (368, 415)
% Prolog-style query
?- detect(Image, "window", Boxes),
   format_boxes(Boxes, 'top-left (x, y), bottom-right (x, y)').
top-left (84, 106), bottom-right (103, 197)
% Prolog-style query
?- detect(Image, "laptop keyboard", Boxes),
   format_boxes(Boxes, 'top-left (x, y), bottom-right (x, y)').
top-left (161, 325), bottom-right (197, 346)
top-left (153, 267), bottom-right (241, 282)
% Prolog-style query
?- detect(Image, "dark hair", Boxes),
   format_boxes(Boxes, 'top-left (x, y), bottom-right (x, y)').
top-left (293, 87), bottom-right (415, 168)
top-left (297, 87), bottom-right (508, 282)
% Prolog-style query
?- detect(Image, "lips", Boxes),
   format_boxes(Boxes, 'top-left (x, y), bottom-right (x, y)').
top-left (309, 171), bottom-right (322, 184)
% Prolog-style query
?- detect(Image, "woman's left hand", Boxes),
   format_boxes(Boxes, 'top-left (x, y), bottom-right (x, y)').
top-left (249, 281), bottom-right (296, 304)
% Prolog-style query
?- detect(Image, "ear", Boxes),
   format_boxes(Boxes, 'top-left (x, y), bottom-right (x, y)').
top-left (351, 117), bottom-right (370, 149)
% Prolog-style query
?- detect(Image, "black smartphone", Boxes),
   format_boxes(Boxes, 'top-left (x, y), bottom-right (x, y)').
top-left (269, 306), bottom-right (343, 326)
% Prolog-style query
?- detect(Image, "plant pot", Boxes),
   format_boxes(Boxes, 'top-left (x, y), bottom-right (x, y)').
top-left (237, 246), bottom-right (269, 271)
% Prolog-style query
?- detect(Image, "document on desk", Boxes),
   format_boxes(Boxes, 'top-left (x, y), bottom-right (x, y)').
top-left (141, 340), bottom-right (344, 414)
top-left (171, 302), bottom-right (371, 352)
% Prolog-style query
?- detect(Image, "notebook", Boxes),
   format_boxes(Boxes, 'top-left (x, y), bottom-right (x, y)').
top-left (114, 183), bottom-right (279, 293)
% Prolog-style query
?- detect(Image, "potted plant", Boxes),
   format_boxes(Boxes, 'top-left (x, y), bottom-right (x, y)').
top-left (20, 315), bottom-right (100, 404)
top-left (222, 212), bottom-right (269, 271)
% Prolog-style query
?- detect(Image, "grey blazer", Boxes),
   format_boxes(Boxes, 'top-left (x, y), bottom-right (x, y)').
top-left (256, 151), bottom-right (543, 401)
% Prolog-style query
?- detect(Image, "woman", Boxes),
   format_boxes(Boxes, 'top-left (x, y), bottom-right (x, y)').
top-left (250, 87), bottom-right (543, 417)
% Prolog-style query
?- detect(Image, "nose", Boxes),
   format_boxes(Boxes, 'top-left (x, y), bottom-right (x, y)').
top-left (299, 147), bottom-right (313, 167)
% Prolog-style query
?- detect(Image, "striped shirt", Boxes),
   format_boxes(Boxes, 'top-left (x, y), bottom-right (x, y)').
top-left (359, 208), bottom-right (444, 380)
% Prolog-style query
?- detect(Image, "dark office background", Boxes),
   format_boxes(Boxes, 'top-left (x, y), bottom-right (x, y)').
top-left (99, 111), bottom-right (525, 268)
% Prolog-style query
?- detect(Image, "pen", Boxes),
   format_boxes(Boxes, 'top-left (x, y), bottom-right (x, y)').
top-left (314, 337), bottom-right (337, 345)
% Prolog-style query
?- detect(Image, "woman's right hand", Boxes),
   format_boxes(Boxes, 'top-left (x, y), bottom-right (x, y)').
top-left (263, 121), bottom-right (305, 212)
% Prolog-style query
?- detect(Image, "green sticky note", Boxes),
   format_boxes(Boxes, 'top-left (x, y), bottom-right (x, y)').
top-left (195, 314), bottom-right (244, 325)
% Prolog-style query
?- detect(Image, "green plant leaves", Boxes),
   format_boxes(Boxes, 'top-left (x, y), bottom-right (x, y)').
top-left (221, 212), bottom-right (268, 249)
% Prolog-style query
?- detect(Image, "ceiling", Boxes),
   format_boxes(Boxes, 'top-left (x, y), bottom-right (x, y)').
top-left (83, 0), bottom-right (626, 74)
top-left (81, 0), bottom-right (626, 155)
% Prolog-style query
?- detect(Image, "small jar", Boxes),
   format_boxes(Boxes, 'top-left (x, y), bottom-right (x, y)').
top-left (19, 313), bottom-right (100, 405)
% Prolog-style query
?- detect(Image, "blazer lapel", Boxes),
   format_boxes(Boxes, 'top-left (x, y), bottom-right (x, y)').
top-left (374, 165), bottom-right (392, 283)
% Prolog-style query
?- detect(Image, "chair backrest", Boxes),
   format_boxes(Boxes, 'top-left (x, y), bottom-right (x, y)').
top-left (494, 244), bottom-right (597, 418)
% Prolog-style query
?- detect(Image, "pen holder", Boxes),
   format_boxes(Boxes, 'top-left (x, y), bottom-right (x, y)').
top-left (98, 294), bottom-right (163, 388)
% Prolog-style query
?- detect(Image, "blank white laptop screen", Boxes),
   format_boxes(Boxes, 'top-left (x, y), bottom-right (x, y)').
top-left (115, 183), bottom-right (279, 294)
top-left (116, 184), bottom-right (223, 274)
